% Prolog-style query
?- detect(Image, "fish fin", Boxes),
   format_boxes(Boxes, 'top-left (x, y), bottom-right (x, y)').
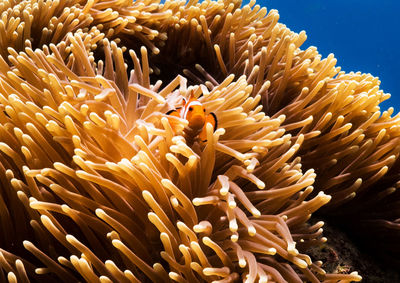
top-left (166, 109), bottom-right (177, 115)
top-left (166, 107), bottom-right (181, 116)
top-left (199, 112), bottom-right (217, 142)
top-left (166, 108), bottom-right (182, 132)
top-left (208, 112), bottom-right (217, 131)
top-left (189, 89), bottom-right (195, 99)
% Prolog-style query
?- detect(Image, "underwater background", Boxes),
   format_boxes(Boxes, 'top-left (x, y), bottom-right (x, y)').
top-left (0, 0), bottom-right (398, 281)
top-left (251, 0), bottom-right (400, 112)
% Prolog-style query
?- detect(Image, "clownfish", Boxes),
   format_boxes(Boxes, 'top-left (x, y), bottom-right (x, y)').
top-left (166, 93), bottom-right (217, 142)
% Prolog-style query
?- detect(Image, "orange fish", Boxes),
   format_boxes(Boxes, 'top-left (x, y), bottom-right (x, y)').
top-left (167, 93), bottom-right (217, 142)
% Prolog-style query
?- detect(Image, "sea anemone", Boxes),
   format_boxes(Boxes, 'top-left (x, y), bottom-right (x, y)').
top-left (0, 0), bottom-right (397, 282)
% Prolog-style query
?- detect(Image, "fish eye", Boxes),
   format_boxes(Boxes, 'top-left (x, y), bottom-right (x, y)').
top-left (189, 107), bottom-right (193, 111)
top-left (203, 109), bottom-right (206, 112)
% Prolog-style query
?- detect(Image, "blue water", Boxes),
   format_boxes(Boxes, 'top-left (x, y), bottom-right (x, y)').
top-left (158, 0), bottom-right (399, 113)
top-left (256, 0), bottom-right (400, 112)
